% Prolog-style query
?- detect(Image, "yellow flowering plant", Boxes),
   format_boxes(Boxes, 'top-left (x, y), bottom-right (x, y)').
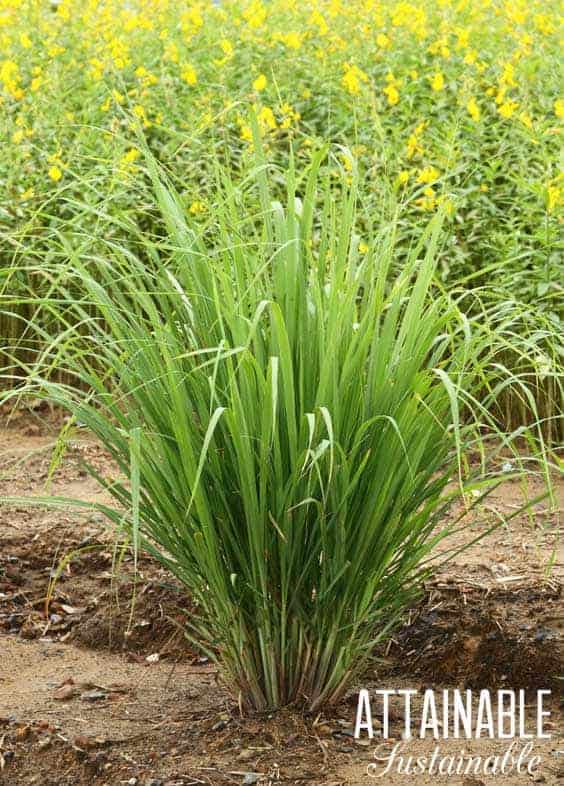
top-left (0, 0), bottom-right (561, 443)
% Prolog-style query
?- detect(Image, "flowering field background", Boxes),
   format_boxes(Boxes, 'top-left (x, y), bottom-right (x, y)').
top-left (1, 0), bottom-right (562, 438)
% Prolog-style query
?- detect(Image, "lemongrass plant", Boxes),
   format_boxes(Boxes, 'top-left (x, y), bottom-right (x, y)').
top-left (0, 147), bottom-right (539, 711)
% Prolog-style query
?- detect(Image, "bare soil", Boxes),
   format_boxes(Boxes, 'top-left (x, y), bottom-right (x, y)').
top-left (0, 406), bottom-right (562, 785)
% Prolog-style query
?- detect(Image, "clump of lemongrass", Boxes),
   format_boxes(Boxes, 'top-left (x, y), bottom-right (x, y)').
top-left (0, 147), bottom-right (543, 712)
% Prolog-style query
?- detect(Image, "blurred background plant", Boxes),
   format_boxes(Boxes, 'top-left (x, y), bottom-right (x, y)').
top-left (1, 0), bottom-right (562, 441)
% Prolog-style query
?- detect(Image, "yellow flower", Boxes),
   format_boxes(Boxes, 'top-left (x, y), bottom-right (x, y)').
top-left (20, 187), bottom-right (34, 201)
top-left (467, 97), bottom-right (480, 122)
top-left (133, 66), bottom-right (157, 86)
top-left (430, 72), bottom-right (445, 92)
top-left (88, 57), bottom-right (104, 81)
top-left (181, 6), bottom-right (204, 36)
top-left (341, 152), bottom-right (353, 172)
top-left (258, 106), bottom-right (277, 131)
top-left (20, 33), bottom-right (32, 49)
top-left (456, 28), bottom-right (470, 49)
top-left (189, 200), bottom-right (205, 215)
top-left (383, 84), bottom-right (399, 106)
top-left (495, 84), bottom-right (507, 105)
top-left (239, 123), bottom-right (253, 143)
top-left (132, 104), bottom-right (150, 127)
top-left (405, 121), bottom-right (426, 159)
top-left (547, 184), bottom-right (560, 213)
top-left (376, 32), bottom-right (390, 49)
top-left (12, 129), bottom-right (24, 144)
top-left (397, 170), bottom-right (410, 185)
top-left (279, 102), bottom-right (300, 129)
top-left (428, 38), bottom-right (450, 58)
top-left (181, 64), bottom-right (197, 86)
top-left (535, 13), bottom-right (554, 35)
top-left (121, 148), bottom-right (140, 166)
top-left (417, 166), bottom-right (440, 184)
top-left (480, 184), bottom-right (489, 192)
top-left (416, 186), bottom-right (436, 211)
top-left (243, 1), bottom-right (267, 29)
top-left (274, 33), bottom-right (302, 49)
top-left (31, 76), bottom-right (42, 92)
top-left (358, 241), bottom-right (369, 254)
top-left (48, 165), bottom-right (62, 182)
top-left (342, 63), bottom-right (369, 95)
top-left (500, 63), bottom-right (516, 88)
top-left (1, 59), bottom-right (19, 83)
top-left (253, 73), bottom-right (267, 91)
top-left (554, 99), bottom-right (564, 119)
top-left (309, 10), bottom-right (328, 35)
top-left (220, 39), bottom-right (233, 58)
top-left (498, 100), bottom-right (518, 119)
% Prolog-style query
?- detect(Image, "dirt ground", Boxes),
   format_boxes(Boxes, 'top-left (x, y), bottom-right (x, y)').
top-left (0, 405), bottom-right (562, 786)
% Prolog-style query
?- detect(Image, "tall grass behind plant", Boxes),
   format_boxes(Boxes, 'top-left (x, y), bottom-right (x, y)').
top-left (458, 290), bottom-right (563, 447)
top-left (0, 150), bottom-right (537, 711)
